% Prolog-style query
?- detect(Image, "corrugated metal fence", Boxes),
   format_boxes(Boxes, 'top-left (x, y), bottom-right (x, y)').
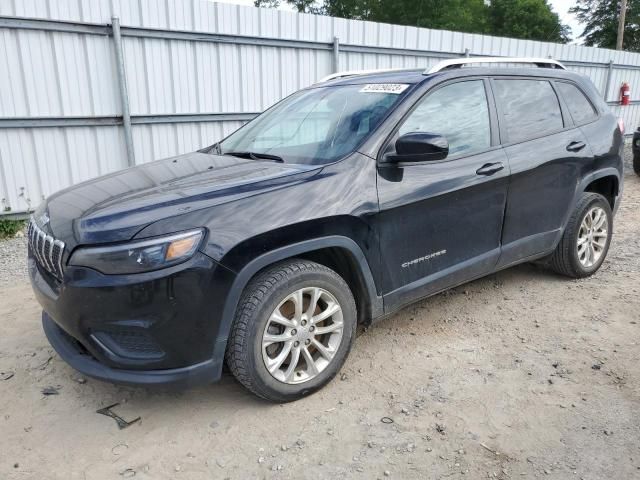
top-left (1, 0), bottom-right (640, 215)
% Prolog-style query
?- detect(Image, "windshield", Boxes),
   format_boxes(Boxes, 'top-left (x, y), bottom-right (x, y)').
top-left (218, 84), bottom-right (410, 165)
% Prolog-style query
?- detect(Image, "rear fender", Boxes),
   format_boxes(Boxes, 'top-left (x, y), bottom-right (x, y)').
top-left (577, 168), bottom-right (622, 214)
top-left (549, 168), bottom-right (622, 251)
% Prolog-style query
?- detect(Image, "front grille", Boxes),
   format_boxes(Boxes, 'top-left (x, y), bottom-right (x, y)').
top-left (27, 217), bottom-right (65, 280)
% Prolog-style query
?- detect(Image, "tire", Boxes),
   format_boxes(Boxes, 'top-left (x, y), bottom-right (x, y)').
top-left (225, 259), bottom-right (357, 402)
top-left (549, 192), bottom-right (613, 278)
top-left (634, 153), bottom-right (640, 175)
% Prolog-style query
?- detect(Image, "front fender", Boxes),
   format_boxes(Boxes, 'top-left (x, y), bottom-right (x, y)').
top-left (210, 235), bottom-right (383, 368)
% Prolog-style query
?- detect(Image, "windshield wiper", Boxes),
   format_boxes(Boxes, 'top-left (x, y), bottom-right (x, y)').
top-left (223, 151), bottom-right (284, 163)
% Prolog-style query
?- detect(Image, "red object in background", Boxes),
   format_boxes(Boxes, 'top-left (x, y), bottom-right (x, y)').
top-left (620, 82), bottom-right (631, 105)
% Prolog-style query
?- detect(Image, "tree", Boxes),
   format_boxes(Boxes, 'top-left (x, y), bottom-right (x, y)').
top-left (331, 0), bottom-right (489, 34)
top-left (488, 0), bottom-right (571, 43)
top-left (254, 0), bottom-right (320, 14)
top-left (254, 0), bottom-right (570, 44)
top-left (571, 0), bottom-right (640, 51)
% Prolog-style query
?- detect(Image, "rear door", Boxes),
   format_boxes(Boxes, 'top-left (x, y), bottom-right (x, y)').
top-left (492, 77), bottom-right (594, 267)
top-left (375, 78), bottom-right (510, 311)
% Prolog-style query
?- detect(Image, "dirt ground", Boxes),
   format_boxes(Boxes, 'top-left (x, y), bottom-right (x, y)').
top-left (1, 154), bottom-right (639, 480)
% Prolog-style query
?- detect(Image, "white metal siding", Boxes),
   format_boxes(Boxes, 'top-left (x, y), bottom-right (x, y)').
top-left (1, 0), bottom-right (639, 214)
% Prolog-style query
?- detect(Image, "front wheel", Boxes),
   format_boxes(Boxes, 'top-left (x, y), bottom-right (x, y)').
top-left (549, 192), bottom-right (613, 278)
top-left (225, 259), bottom-right (357, 402)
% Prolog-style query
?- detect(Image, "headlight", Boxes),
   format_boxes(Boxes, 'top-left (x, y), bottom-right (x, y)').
top-left (69, 229), bottom-right (204, 274)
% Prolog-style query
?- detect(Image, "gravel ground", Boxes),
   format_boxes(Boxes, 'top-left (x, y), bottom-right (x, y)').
top-left (0, 231), bottom-right (27, 288)
top-left (0, 148), bottom-right (639, 480)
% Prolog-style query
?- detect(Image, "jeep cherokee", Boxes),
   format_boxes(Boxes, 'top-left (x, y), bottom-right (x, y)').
top-left (28, 57), bottom-right (624, 402)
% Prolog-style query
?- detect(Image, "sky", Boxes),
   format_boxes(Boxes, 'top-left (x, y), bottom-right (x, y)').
top-left (549, 0), bottom-right (584, 43)
top-left (214, 0), bottom-right (584, 44)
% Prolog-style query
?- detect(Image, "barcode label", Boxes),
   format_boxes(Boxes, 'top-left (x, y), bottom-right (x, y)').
top-left (360, 84), bottom-right (409, 94)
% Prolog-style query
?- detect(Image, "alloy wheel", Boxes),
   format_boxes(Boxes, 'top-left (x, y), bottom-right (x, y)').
top-left (261, 287), bottom-right (344, 384)
top-left (577, 206), bottom-right (608, 268)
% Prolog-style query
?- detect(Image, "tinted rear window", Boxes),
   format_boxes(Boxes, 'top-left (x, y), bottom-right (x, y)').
top-left (494, 79), bottom-right (563, 143)
top-left (556, 82), bottom-right (597, 124)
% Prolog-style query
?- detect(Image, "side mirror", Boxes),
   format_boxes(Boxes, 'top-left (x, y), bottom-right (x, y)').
top-left (385, 132), bottom-right (449, 164)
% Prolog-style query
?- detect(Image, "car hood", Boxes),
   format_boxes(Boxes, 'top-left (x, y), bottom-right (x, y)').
top-left (42, 152), bottom-right (320, 246)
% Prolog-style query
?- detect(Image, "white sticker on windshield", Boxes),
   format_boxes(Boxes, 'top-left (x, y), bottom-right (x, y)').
top-left (360, 83), bottom-right (409, 94)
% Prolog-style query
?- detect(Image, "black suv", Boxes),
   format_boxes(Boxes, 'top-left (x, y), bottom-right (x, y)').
top-left (28, 57), bottom-right (623, 402)
top-left (632, 128), bottom-right (640, 174)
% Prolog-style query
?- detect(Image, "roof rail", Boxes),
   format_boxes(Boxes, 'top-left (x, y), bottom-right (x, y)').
top-left (426, 57), bottom-right (566, 74)
top-left (319, 68), bottom-right (419, 83)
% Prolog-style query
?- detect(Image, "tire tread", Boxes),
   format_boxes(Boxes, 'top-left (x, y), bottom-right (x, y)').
top-left (549, 192), bottom-right (610, 278)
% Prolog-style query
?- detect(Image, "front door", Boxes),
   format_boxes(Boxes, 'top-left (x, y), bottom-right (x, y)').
top-left (375, 79), bottom-right (510, 312)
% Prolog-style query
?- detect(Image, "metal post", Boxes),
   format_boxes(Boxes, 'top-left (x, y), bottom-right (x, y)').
top-left (332, 37), bottom-right (340, 73)
top-left (111, 16), bottom-right (135, 167)
top-left (617, 0), bottom-right (628, 50)
top-left (464, 48), bottom-right (470, 58)
top-left (604, 60), bottom-right (614, 102)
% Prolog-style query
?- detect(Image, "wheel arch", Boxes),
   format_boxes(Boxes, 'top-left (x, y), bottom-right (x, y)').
top-left (582, 171), bottom-right (620, 210)
top-left (296, 245), bottom-right (378, 326)
top-left (212, 236), bottom-right (383, 365)
top-left (547, 168), bottom-right (620, 254)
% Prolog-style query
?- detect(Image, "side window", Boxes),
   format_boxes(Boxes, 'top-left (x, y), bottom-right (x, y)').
top-left (556, 82), bottom-right (598, 124)
top-left (494, 79), bottom-right (563, 143)
top-left (398, 80), bottom-right (491, 157)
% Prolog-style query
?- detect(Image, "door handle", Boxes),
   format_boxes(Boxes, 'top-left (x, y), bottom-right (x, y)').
top-left (566, 141), bottom-right (586, 152)
top-left (476, 162), bottom-right (504, 176)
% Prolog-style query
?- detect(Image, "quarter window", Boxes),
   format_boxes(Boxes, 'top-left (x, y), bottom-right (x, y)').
top-left (556, 82), bottom-right (598, 124)
top-left (494, 79), bottom-right (563, 143)
top-left (398, 80), bottom-right (491, 157)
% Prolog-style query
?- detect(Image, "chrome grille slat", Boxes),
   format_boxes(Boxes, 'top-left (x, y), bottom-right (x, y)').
top-left (28, 217), bottom-right (65, 280)
top-left (40, 231), bottom-right (50, 271)
top-left (43, 234), bottom-right (55, 272)
top-left (37, 230), bottom-right (46, 269)
top-left (53, 239), bottom-right (65, 277)
top-left (31, 225), bottom-right (41, 266)
top-left (31, 221), bottom-right (43, 268)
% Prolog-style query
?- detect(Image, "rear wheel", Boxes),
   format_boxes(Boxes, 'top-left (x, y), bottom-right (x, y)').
top-left (549, 192), bottom-right (612, 278)
top-left (225, 259), bottom-right (356, 402)
top-left (633, 153), bottom-right (640, 175)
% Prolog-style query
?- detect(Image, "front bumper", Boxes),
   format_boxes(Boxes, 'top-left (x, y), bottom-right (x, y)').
top-left (30, 250), bottom-right (236, 386)
top-left (42, 311), bottom-right (221, 386)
